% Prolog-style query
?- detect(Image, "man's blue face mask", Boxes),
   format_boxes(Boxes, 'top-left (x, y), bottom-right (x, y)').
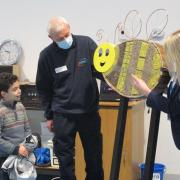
top-left (56, 35), bottom-right (73, 49)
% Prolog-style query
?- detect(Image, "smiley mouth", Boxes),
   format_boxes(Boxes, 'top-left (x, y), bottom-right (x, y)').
top-left (100, 62), bottom-right (105, 66)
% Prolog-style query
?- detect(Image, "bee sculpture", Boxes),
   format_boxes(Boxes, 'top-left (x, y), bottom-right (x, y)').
top-left (93, 9), bottom-right (168, 98)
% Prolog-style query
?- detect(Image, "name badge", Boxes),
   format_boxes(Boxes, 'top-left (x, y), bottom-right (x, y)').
top-left (55, 66), bottom-right (68, 73)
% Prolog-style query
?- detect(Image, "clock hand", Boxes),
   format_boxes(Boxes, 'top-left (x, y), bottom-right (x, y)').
top-left (4, 50), bottom-right (10, 53)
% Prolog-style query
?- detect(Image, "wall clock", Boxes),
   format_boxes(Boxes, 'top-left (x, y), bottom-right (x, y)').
top-left (0, 39), bottom-right (22, 65)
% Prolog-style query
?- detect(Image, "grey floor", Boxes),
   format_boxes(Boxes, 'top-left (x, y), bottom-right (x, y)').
top-left (165, 174), bottom-right (180, 180)
top-left (37, 174), bottom-right (180, 180)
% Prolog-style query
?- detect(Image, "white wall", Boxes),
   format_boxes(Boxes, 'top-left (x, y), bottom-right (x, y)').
top-left (0, 0), bottom-right (180, 174)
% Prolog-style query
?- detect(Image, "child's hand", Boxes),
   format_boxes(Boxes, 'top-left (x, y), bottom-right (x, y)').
top-left (47, 119), bottom-right (54, 132)
top-left (18, 144), bottom-right (29, 157)
top-left (131, 74), bottom-right (151, 96)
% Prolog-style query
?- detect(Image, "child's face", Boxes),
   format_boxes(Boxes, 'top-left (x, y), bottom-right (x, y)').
top-left (2, 80), bottom-right (21, 102)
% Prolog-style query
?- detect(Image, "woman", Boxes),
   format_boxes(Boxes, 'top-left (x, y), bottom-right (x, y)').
top-left (131, 30), bottom-right (180, 150)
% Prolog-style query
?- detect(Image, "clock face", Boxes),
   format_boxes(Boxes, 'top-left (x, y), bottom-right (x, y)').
top-left (0, 39), bottom-right (22, 65)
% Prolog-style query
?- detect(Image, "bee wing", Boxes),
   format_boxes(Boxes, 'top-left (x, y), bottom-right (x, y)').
top-left (123, 10), bottom-right (142, 39)
top-left (146, 9), bottom-right (168, 41)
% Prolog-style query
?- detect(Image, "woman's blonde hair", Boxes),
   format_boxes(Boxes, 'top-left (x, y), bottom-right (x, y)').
top-left (164, 30), bottom-right (180, 82)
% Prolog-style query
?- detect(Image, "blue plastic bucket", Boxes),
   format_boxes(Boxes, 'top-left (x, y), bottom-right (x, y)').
top-left (139, 163), bottom-right (166, 180)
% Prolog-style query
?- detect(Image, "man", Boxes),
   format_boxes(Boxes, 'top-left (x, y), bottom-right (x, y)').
top-left (36, 16), bottom-right (104, 180)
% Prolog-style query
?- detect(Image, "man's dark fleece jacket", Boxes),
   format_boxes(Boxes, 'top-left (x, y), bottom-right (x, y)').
top-left (36, 35), bottom-right (104, 119)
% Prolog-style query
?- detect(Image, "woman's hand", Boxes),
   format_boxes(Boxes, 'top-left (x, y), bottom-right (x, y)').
top-left (131, 74), bottom-right (151, 96)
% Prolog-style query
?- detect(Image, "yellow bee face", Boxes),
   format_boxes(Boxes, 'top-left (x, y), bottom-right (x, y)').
top-left (93, 43), bottom-right (116, 73)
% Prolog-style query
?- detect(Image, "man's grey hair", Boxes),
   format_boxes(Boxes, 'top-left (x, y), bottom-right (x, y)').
top-left (47, 16), bottom-right (69, 36)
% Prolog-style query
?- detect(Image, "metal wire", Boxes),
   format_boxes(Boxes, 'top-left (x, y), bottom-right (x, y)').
top-left (114, 22), bottom-right (124, 44)
top-left (96, 29), bottom-right (108, 44)
top-left (146, 9), bottom-right (168, 41)
top-left (123, 10), bottom-right (142, 39)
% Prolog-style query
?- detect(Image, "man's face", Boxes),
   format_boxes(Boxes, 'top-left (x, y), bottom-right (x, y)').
top-left (2, 80), bottom-right (21, 102)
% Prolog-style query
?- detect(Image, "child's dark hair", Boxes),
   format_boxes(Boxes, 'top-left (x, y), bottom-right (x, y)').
top-left (0, 73), bottom-right (18, 95)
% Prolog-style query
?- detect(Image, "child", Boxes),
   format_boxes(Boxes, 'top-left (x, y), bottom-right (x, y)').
top-left (0, 72), bottom-right (31, 179)
top-left (131, 30), bottom-right (180, 150)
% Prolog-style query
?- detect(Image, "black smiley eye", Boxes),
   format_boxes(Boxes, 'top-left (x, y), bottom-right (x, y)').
top-left (105, 49), bottom-right (109, 56)
top-left (99, 48), bottom-right (103, 57)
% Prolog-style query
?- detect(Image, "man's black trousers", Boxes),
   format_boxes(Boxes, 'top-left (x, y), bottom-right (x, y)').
top-left (53, 111), bottom-right (104, 180)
